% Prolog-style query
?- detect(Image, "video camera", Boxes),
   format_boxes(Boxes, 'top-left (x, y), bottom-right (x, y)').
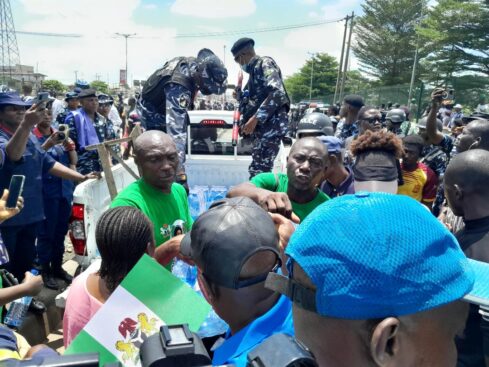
top-left (140, 324), bottom-right (317, 367)
top-left (6, 324), bottom-right (317, 367)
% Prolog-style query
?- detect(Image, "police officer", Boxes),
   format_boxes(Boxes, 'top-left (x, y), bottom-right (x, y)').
top-left (296, 112), bottom-right (334, 139)
top-left (54, 91), bottom-right (79, 128)
top-left (231, 37), bottom-right (290, 179)
top-left (385, 108), bottom-right (407, 136)
top-left (138, 49), bottom-right (227, 187)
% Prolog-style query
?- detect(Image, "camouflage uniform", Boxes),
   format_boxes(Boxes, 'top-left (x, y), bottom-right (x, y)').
top-left (138, 59), bottom-right (198, 174)
top-left (66, 111), bottom-right (118, 175)
top-left (54, 107), bottom-right (73, 128)
top-left (334, 120), bottom-right (358, 142)
top-left (242, 56), bottom-right (290, 178)
top-left (420, 135), bottom-right (454, 216)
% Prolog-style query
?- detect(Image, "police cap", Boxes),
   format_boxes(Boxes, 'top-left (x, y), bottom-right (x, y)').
top-left (343, 94), bottom-right (364, 109)
top-left (78, 88), bottom-right (97, 99)
top-left (231, 38), bottom-right (255, 57)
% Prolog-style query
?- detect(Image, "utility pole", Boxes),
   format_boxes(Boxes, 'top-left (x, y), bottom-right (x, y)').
top-left (115, 33), bottom-right (136, 88)
top-left (333, 15), bottom-right (349, 105)
top-left (339, 12), bottom-right (354, 102)
top-left (223, 45), bottom-right (226, 103)
top-left (407, 41), bottom-right (419, 105)
top-left (307, 52), bottom-right (316, 102)
top-left (74, 70), bottom-right (78, 83)
top-left (0, 0), bottom-right (21, 86)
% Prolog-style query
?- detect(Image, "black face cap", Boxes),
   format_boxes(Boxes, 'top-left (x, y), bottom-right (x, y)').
top-left (180, 196), bottom-right (280, 289)
top-left (231, 37), bottom-right (255, 57)
top-left (343, 94), bottom-right (365, 109)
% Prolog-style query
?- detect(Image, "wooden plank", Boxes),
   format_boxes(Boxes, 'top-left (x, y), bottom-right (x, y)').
top-left (97, 145), bottom-right (118, 200)
top-left (107, 147), bottom-right (139, 180)
top-left (85, 137), bottom-right (132, 151)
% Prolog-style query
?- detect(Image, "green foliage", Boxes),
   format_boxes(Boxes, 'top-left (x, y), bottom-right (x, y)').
top-left (42, 80), bottom-right (66, 93)
top-left (417, 0), bottom-right (489, 83)
top-left (284, 53), bottom-right (338, 102)
top-left (90, 80), bottom-right (109, 94)
top-left (352, 0), bottom-right (427, 85)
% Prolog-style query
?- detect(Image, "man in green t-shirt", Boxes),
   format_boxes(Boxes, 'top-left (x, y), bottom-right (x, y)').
top-left (228, 137), bottom-right (329, 222)
top-left (111, 131), bottom-right (192, 268)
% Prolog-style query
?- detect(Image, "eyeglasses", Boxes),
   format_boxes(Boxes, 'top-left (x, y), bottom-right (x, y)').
top-left (360, 117), bottom-right (382, 124)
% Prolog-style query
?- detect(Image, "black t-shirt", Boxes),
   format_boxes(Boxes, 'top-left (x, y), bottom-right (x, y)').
top-left (455, 215), bottom-right (489, 366)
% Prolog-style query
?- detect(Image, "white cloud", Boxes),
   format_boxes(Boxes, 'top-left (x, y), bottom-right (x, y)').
top-left (16, 0), bottom-right (178, 86)
top-left (171, 0), bottom-right (256, 18)
top-left (143, 3), bottom-right (158, 9)
top-left (308, 11), bottom-right (319, 18)
top-left (300, 0), bottom-right (318, 4)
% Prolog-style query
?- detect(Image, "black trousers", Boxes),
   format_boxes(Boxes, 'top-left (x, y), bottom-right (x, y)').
top-left (0, 223), bottom-right (39, 281)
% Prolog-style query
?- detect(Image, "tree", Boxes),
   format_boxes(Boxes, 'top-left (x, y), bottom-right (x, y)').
top-left (352, 0), bottom-right (427, 85)
top-left (42, 80), bottom-right (65, 94)
top-left (417, 0), bottom-right (489, 85)
top-left (284, 53), bottom-right (338, 102)
top-left (90, 80), bottom-right (109, 94)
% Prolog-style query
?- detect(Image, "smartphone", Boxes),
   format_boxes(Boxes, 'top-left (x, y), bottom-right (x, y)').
top-left (5, 175), bottom-right (25, 209)
top-left (35, 92), bottom-right (50, 109)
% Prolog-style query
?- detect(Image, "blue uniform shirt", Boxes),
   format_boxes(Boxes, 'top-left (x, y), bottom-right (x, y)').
top-left (212, 295), bottom-right (294, 367)
top-left (0, 126), bottom-right (56, 226)
top-left (33, 127), bottom-right (74, 200)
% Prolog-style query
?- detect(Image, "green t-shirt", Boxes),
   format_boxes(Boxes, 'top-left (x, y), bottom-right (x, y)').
top-left (251, 173), bottom-right (329, 221)
top-left (111, 179), bottom-right (193, 250)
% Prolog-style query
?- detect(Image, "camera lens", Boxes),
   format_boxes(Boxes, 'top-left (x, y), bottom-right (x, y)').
top-left (58, 133), bottom-right (65, 140)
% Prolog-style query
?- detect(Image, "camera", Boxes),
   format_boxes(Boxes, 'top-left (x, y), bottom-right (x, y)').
top-left (140, 324), bottom-right (317, 367)
top-left (57, 124), bottom-right (70, 141)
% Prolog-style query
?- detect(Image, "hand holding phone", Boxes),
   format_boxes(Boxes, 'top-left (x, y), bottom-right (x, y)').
top-left (0, 185), bottom-right (24, 224)
top-left (5, 175), bottom-right (25, 209)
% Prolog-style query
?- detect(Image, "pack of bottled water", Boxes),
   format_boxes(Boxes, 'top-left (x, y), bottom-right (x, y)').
top-left (188, 185), bottom-right (228, 220)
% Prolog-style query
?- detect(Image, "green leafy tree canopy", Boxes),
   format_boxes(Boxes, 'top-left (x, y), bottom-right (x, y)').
top-left (353, 0), bottom-right (427, 85)
top-left (90, 80), bottom-right (109, 94)
top-left (285, 53), bottom-right (338, 103)
top-left (42, 80), bottom-right (66, 94)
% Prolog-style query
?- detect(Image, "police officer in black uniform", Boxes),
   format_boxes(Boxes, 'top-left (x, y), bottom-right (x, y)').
top-left (138, 49), bottom-right (227, 187)
top-left (231, 38), bottom-right (290, 179)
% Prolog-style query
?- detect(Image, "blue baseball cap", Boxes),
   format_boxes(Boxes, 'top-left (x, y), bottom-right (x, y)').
top-left (0, 92), bottom-right (31, 107)
top-left (266, 192), bottom-right (489, 319)
top-left (317, 136), bottom-right (343, 154)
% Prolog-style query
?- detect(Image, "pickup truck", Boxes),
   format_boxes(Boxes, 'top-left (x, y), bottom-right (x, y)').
top-left (69, 110), bottom-right (290, 270)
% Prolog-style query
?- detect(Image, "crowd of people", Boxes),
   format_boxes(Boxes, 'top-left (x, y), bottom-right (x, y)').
top-left (0, 34), bottom-right (487, 366)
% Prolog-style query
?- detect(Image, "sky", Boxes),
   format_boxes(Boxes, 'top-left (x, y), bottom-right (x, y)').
top-left (11, 0), bottom-right (363, 87)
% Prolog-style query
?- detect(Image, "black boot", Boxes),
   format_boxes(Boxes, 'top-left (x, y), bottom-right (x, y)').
top-left (52, 266), bottom-right (73, 284)
top-left (41, 264), bottom-right (58, 290)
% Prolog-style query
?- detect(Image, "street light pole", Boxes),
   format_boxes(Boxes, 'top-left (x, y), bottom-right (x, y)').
top-left (308, 52), bottom-right (316, 102)
top-left (115, 33), bottom-right (136, 88)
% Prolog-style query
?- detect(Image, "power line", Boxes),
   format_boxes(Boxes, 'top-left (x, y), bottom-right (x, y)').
top-left (175, 17), bottom-right (345, 38)
top-left (13, 17), bottom-right (345, 40)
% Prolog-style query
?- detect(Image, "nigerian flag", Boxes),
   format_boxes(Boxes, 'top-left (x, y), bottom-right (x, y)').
top-left (65, 254), bottom-right (211, 367)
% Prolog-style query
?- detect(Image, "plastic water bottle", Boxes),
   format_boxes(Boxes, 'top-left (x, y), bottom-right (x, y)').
top-left (206, 186), bottom-right (228, 209)
top-left (188, 186), bottom-right (209, 219)
top-left (172, 260), bottom-right (197, 288)
top-left (4, 269), bottom-right (39, 328)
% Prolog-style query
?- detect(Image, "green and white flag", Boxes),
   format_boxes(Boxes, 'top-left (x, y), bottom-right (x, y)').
top-left (65, 254), bottom-right (211, 366)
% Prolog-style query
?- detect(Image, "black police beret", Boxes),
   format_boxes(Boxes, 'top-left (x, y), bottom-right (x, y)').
top-left (78, 88), bottom-right (97, 99)
top-left (231, 37), bottom-right (255, 57)
top-left (343, 94), bottom-right (365, 108)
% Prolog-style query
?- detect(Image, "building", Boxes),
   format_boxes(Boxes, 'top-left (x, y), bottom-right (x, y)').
top-left (0, 64), bottom-right (46, 90)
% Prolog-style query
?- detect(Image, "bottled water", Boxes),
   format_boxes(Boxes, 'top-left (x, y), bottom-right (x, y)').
top-left (188, 186), bottom-right (209, 220)
top-left (4, 270), bottom-right (38, 328)
top-left (171, 260), bottom-right (197, 288)
top-left (205, 186), bottom-right (228, 209)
